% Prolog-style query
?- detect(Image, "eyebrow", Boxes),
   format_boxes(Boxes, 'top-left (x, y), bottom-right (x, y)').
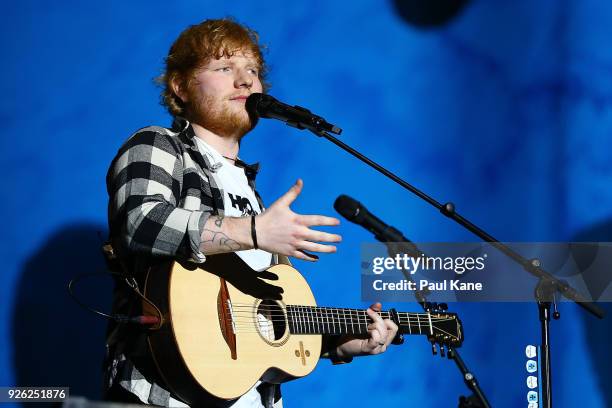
top-left (207, 59), bottom-right (260, 70)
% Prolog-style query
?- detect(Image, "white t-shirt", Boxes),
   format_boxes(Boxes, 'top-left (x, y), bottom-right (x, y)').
top-left (194, 137), bottom-right (273, 271)
top-left (194, 137), bottom-right (278, 408)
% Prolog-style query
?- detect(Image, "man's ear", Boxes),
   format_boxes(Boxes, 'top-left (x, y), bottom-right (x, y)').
top-left (170, 75), bottom-right (188, 103)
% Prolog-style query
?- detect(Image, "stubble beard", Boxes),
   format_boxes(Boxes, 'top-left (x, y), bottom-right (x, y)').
top-left (188, 93), bottom-right (255, 140)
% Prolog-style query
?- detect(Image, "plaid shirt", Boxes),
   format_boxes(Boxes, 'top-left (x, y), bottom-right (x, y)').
top-left (107, 116), bottom-right (263, 263)
top-left (105, 118), bottom-right (281, 407)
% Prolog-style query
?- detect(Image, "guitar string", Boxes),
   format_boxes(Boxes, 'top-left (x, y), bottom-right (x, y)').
top-left (226, 319), bottom-right (458, 336)
top-left (225, 306), bottom-right (453, 316)
top-left (225, 314), bottom-right (455, 321)
top-left (226, 303), bottom-right (448, 316)
top-left (225, 316), bottom-right (454, 326)
top-left (224, 305), bottom-right (453, 321)
top-left (225, 312), bottom-right (454, 322)
top-left (225, 325), bottom-right (460, 340)
top-left (224, 316), bottom-right (457, 330)
top-left (218, 304), bottom-right (457, 338)
top-left (225, 306), bottom-right (453, 319)
top-left (224, 313), bottom-right (459, 337)
top-left (222, 309), bottom-right (455, 324)
top-left (226, 322), bottom-right (457, 334)
top-left (227, 322), bottom-right (459, 338)
top-left (227, 329), bottom-right (460, 341)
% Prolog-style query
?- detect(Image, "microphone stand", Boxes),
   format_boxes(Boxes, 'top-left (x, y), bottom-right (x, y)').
top-left (303, 127), bottom-right (605, 408)
top-left (385, 241), bottom-right (491, 408)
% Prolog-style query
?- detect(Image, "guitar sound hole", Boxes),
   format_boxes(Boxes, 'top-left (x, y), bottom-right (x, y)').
top-left (256, 300), bottom-right (287, 342)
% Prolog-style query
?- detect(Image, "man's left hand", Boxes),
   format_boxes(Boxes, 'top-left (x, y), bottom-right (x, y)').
top-left (335, 302), bottom-right (399, 358)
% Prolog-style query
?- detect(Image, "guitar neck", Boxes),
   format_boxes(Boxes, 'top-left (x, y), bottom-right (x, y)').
top-left (285, 305), bottom-right (442, 337)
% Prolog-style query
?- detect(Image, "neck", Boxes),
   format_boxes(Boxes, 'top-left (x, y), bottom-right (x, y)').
top-left (285, 305), bottom-right (437, 337)
top-left (191, 122), bottom-right (240, 160)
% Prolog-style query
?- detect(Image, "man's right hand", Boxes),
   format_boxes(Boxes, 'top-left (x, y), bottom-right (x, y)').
top-left (256, 179), bottom-right (342, 261)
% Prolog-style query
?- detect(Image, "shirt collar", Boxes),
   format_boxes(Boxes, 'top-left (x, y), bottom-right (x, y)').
top-left (172, 116), bottom-right (261, 181)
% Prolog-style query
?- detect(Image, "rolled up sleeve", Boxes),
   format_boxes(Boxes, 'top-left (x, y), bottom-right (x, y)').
top-left (107, 130), bottom-right (209, 263)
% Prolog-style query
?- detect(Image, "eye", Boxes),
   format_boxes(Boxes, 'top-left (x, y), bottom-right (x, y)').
top-left (248, 68), bottom-right (259, 75)
top-left (215, 66), bottom-right (231, 72)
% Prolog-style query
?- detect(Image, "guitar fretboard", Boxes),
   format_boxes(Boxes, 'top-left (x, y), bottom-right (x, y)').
top-left (286, 305), bottom-right (437, 336)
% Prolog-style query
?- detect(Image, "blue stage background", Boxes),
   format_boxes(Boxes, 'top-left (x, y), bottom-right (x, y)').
top-left (2, 1), bottom-right (611, 407)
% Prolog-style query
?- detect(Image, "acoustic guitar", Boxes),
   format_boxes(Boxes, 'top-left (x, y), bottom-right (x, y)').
top-left (142, 254), bottom-right (463, 405)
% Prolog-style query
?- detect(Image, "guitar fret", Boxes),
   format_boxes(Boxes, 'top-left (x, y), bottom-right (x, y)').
top-left (405, 313), bottom-right (412, 334)
top-left (288, 306), bottom-right (293, 333)
top-left (320, 308), bottom-right (325, 334)
top-left (311, 306), bottom-right (317, 334)
top-left (310, 306), bottom-right (316, 334)
top-left (361, 310), bottom-right (367, 334)
top-left (334, 308), bottom-right (339, 335)
top-left (310, 306), bottom-right (315, 334)
top-left (298, 306), bottom-right (303, 334)
top-left (299, 306), bottom-right (304, 334)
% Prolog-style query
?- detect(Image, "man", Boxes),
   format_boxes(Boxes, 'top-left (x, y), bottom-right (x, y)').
top-left (105, 18), bottom-right (397, 407)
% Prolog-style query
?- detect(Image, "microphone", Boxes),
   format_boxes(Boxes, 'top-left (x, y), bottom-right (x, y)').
top-left (334, 194), bottom-right (409, 242)
top-left (334, 194), bottom-right (412, 244)
top-left (335, 194), bottom-right (427, 306)
top-left (246, 93), bottom-right (342, 135)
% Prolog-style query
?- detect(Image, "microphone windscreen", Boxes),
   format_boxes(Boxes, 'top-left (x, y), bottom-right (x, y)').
top-left (334, 195), bottom-right (362, 222)
top-left (245, 93), bottom-right (265, 117)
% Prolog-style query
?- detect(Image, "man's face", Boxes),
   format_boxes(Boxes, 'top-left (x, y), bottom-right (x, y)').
top-left (184, 51), bottom-right (263, 139)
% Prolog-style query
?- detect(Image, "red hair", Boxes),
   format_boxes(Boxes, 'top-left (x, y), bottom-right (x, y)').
top-left (157, 18), bottom-right (269, 117)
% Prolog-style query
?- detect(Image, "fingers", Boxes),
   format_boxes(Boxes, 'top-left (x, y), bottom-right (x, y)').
top-left (298, 214), bottom-right (341, 227)
top-left (291, 250), bottom-right (319, 262)
top-left (298, 228), bottom-right (342, 245)
top-left (385, 319), bottom-right (399, 344)
top-left (363, 303), bottom-right (398, 354)
top-left (366, 306), bottom-right (387, 348)
top-left (262, 179), bottom-right (344, 260)
top-left (277, 179), bottom-right (303, 207)
top-left (299, 241), bottom-right (337, 254)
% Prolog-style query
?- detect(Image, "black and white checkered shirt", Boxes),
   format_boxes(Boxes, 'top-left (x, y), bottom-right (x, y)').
top-left (104, 117), bottom-right (281, 407)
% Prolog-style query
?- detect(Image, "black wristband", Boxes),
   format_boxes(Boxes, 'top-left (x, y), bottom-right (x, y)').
top-left (251, 215), bottom-right (258, 250)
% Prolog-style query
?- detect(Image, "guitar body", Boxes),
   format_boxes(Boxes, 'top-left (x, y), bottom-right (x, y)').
top-left (144, 255), bottom-right (322, 405)
top-left (142, 253), bottom-right (464, 405)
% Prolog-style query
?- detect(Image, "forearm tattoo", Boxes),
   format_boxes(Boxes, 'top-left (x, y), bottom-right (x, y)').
top-left (214, 215), bottom-right (223, 227)
top-left (201, 216), bottom-right (245, 253)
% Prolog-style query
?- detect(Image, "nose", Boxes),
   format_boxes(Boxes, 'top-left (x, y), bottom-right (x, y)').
top-left (235, 69), bottom-right (253, 89)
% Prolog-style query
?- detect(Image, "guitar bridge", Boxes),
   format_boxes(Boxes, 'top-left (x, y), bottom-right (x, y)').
top-left (227, 300), bottom-right (236, 334)
top-left (217, 279), bottom-right (237, 360)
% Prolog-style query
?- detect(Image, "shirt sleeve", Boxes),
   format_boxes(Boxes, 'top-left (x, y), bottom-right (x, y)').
top-left (107, 129), bottom-right (209, 263)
